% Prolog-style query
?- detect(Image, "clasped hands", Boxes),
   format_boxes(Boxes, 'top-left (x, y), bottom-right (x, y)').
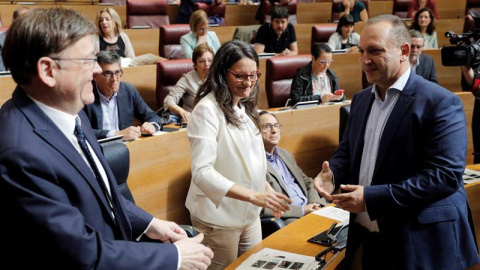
top-left (115, 122), bottom-right (156, 141)
top-left (314, 161), bottom-right (366, 213)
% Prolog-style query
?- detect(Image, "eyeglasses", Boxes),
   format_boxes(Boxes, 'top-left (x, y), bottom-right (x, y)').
top-left (227, 69), bottom-right (262, 82)
top-left (197, 59), bottom-right (213, 65)
top-left (262, 123), bottom-right (282, 131)
top-left (197, 27), bottom-right (209, 32)
top-left (101, 70), bottom-right (123, 80)
top-left (51, 57), bottom-right (98, 70)
top-left (318, 59), bottom-right (334, 65)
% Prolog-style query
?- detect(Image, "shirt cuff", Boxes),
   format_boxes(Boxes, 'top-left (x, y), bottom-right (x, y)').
top-left (106, 130), bottom-right (117, 138)
top-left (151, 122), bottom-right (162, 131)
top-left (174, 243), bottom-right (182, 270)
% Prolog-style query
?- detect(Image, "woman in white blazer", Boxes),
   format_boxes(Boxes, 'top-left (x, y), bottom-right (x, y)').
top-left (186, 40), bottom-right (291, 270)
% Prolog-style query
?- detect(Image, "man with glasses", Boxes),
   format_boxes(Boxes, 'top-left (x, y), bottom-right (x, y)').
top-left (83, 50), bottom-right (163, 141)
top-left (409, 29), bottom-right (438, 83)
top-left (259, 111), bottom-right (325, 224)
top-left (290, 43), bottom-right (344, 106)
top-left (0, 8), bottom-right (213, 269)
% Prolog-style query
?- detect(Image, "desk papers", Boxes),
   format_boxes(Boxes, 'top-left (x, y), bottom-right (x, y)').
top-left (235, 248), bottom-right (318, 270)
top-left (463, 168), bottom-right (480, 185)
top-left (312, 206), bottom-right (349, 223)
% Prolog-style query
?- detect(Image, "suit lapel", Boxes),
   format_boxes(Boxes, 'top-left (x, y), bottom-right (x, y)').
top-left (267, 162), bottom-right (288, 193)
top-left (92, 83), bottom-right (104, 129)
top-left (116, 84), bottom-right (128, 130)
top-left (13, 88), bottom-right (117, 226)
top-left (372, 74), bottom-right (416, 181)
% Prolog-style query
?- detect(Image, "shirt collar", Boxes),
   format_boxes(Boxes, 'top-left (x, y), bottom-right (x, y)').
top-left (29, 95), bottom-right (77, 139)
top-left (265, 147), bottom-right (278, 162)
top-left (97, 88), bottom-right (118, 103)
top-left (371, 67), bottom-right (411, 99)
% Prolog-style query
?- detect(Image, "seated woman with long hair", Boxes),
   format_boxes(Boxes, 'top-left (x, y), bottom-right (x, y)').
top-left (410, 8), bottom-right (437, 49)
top-left (94, 7), bottom-right (135, 58)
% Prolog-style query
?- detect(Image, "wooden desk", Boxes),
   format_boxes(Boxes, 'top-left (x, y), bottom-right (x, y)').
top-left (225, 213), bottom-right (345, 270)
top-left (123, 28), bottom-right (159, 57)
top-left (465, 164), bottom-right (480, 246)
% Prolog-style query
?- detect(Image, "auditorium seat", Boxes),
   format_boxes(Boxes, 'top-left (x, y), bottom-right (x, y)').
top-left (126, 0), bottom-right (170, 28)
top-left (265, 55), bottom-right (311, 108)
top-left (392, 0), bottom-right (410, 19)
top-left (332, 0), bottom-right (369, 22)
top-left (311, 23), bottom-right (337, 54)
top-left (260, 0), bottom-right (298, 24)
top-left (194, 2), bottom-right (227, 25)
top-left (159, 24), bottom-right (190, 59)
top-left (156, 59), bottom-right (194, 109)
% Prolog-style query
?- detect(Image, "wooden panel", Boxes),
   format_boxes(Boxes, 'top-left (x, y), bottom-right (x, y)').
top-left (422, 49), bottom-right (463, 92)
top-left (167, 3), bottom-right (179, 24)
top-left (122, 65), bottom-right (158, 110)
top-left (436, 18), bottom-right (464, 48)
top-left (258, 58), bottom-right (268, 109)
top-left (296, 2), bottom-right (332, 24)
top-left (436, 0), bottom-right (466, 19)
top-left (332, 52), bottom-right (363, 99)
top-left (225, 4), bottom-right (259, 26)
top-left (123, 28), bottom-right (159, 56)
top-left (368, 0), bottom-right (393, 18)
top-left (61, 4), bottom-right (127, 27)
top-left (0, 4), bottom-right (53, 27)
top-left (211, 25), bottom-right (236, 44)
top-left (0, 4), bottom-right (127, 27)
top-left (293, 23), bottom-right (314, 55)
top-left (0, 76), bottom-right (15, 106)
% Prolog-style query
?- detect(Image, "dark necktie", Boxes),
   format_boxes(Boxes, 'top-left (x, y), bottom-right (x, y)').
top-left (74, 118), bottom-right (129, 240)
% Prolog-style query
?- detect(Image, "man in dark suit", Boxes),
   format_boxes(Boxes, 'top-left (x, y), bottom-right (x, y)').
top-left (0, 8), bottom-right (212, 269)
top-left (83, 50), bottom-right (162, 141)
top-left (315, 15), bottom-right (479, 270)
top-left (259, 111), bottom-right (325, 224)
top-left (409, 29), bottom-right (438, 83)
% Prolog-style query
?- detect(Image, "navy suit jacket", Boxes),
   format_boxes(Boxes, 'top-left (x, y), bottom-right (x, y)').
top-left (415, 54), bottom-right (438, 84)
top-left (83, 81), bottom-right (162, 139)
top-left (330, 72), bottom-right (479, 269)
top-left (0, 87), bottom-right (178, 269)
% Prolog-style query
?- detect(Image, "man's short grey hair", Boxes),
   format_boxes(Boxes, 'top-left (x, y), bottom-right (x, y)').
top-left (96, 50), bottom-right (121, 66)
top-left (409, 29), bottom-right (424, 40)
top-left (367, 14), bottom-right (411, 47)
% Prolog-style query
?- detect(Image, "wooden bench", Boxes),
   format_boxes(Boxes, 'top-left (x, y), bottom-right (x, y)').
top-left (296, 2), bottom-right (332, 24)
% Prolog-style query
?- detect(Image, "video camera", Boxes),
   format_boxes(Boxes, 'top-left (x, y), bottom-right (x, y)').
top-left (441, 9), bottom-right (480, 67)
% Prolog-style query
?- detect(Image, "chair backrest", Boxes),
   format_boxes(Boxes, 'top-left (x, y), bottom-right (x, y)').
top-left (100, 142), bottom-right (135, 203)
top-left (311, 23), bottom-right (338, 53)
top-left (464, 7), bottom-right (480, 32)
top-left (466, 0), bottom-right (480, 14)
top-left (156, 59), bottom-right (195, 109)
top-left (393, 0), bottom-right (410, 19)
top-left (262, 0), bottom-right (298, 24)
top-left (332, 0), bottom-right (369, 22)
top-left (159, 24), bottom-right (191, 59)
top-left (194, 2), bottom-right (227, 25)
top-left (265, 54), bottom-right (311, 108)
top-left (127, 0), bottom-right (170, 29)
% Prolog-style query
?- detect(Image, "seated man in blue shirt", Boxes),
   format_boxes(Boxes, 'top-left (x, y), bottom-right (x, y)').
top-left (260, 111), bottom-right (325, 224)
top-left (254, 6), bottom-right (298, 56)
top-left (83, 50), bottom-right (163, 141)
